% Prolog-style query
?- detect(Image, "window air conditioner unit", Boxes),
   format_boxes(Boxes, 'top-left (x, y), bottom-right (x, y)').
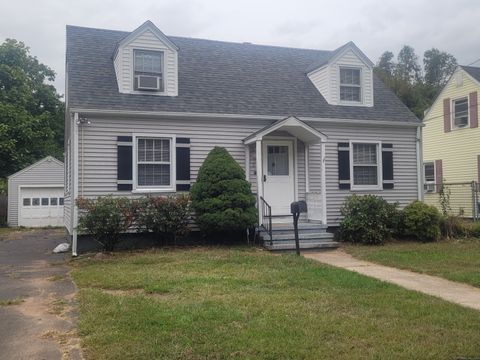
top-left (136, 75), bottom-right (160, 90)
top-left (424, 183), bottom-right (435, 193)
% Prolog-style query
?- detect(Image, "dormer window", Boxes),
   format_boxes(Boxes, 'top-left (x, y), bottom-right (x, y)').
top-left (340, 67), bottom-right (361, 102)
top-left (134, 50), bottom-right (164, 92)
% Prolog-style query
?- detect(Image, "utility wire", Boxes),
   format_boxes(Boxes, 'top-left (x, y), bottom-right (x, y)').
top-left (467, 58), bottom-right (480, 66)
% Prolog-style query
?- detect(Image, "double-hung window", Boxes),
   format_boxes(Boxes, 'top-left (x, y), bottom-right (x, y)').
top-left (340, 68), bottom-right (362, 102)
top-left (134, 50), bottom-right (164, 92)
top-left (136, 137), bottom-right (172, 189)
top-left (423, 162), bottom-right (435, 192)
top-left (452, 97), bottom-right (469, 128)
top-left (351, 142), bottom-right (381, 189)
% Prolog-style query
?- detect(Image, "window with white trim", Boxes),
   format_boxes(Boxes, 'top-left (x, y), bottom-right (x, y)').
top-left (452, 97), bottom-right (469, 128)
top-left (351, 142), bottom-right (380, 188)
top-left (340, 68), bottom-right (362, 102)
top-left (134, 50), bottom-right (164, 92)
top-left (136, 137), bottom-right (172, 188)
top-left (423, 162), bottom-right (435, 193)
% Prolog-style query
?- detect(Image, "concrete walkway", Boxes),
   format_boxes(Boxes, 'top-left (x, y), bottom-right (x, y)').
top-left (304, 250), bottom-right (480, 311)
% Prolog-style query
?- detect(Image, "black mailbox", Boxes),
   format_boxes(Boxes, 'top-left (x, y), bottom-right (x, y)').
top-left (290, 201), bottom-right (307, 255)
top-left (290, 201), bottom-right (307, 214)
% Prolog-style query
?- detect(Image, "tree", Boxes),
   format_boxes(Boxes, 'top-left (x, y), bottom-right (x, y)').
top-left (190, 147), bottom-right (257, 238)
top-left (423, 48), bottom-right (457, 93)
top-left (396, 45), bottom-right (422, 84)
top-left (376, 51), bottom-right (395, 78)
top-left (0, 39), bottom-right (64, 179)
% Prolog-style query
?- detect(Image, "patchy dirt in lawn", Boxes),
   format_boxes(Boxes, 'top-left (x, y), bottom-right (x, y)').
top-left (0, 228), bottom-right (83, 359)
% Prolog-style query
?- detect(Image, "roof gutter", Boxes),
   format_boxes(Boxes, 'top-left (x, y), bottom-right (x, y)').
top-left (70, 108), bottom-right (423, 128)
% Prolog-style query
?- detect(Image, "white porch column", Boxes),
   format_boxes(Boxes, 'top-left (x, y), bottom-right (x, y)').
top-left (320, 141), bottom-right (327, 224)
top-left (245, 144), bottom-right (250, 182)
top-left (255, 139), bottom-right (263, 226)
top-left (305, 144), bottom-right (310, 193)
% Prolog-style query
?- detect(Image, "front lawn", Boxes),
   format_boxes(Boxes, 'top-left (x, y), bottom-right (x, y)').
top-left (345, 239), bottom-right (480, 287)
top-left (71, 247), bottom-right (480, 359)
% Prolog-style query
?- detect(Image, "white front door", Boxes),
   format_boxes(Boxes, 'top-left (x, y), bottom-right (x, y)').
top-left (262, 140), bottom-right (295, 218)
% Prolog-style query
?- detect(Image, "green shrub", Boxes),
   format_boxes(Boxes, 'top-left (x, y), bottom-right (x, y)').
top-left (470, 221), bottom-right (480, 238)
top-left (136, 194), bottom-right (191, 244)
top-left (440, 215), bottom-right (472, 239)
top-left (338, 195), bottom-right (399, 245)
top-left (402, 201), bottom-right (441, 242)
top-left (191, 147), bottom-right (257, 235)
top-left (76, 196), bottom-right (137, 251)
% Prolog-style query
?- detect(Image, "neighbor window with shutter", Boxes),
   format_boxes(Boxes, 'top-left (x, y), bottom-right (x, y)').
top-left (452, 97), bottom-right (469, 128)
top-left (135, 137), bottom-right (173, 189)
top-left (423, 162), bottom-right (435, 193)
top-left (134, 50), bottom-right (164, 92)
top-left (350, 142), bottom-right (381, 189)
top-left (340, 68), bottom-right (362, 102)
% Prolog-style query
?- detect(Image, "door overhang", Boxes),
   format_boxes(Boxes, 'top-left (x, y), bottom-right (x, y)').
top-left (243, 116), bottom-right (327, 145)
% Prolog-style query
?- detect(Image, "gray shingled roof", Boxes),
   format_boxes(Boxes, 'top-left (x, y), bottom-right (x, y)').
top-left (461, 65), bottom-right (480, 83)
top-left (66, 25), bottom-right (419, 123)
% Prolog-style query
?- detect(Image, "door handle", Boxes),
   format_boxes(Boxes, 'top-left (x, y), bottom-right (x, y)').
top-left (263, 175), bottom-right (267, 182)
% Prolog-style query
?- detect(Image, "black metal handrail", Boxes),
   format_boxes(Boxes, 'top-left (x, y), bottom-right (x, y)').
top-left (259, 196), bottom-right (273, 243)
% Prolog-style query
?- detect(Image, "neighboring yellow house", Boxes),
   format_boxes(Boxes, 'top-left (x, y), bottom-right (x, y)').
top-left (423, 65), bottom-right (480, 217)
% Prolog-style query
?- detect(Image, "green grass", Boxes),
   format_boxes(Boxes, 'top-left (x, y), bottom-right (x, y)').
top-left (71, 247), bottom-right (480, 360)
top-left (345, 238), bottom-right (480, 287)
top-left (0, 298), bottom-right (24, 306)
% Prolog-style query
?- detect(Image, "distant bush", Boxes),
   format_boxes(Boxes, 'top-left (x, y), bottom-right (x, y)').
top-left (338, 195), bottom-right (399, 245)
top-left (402, 201), bottom-right (441, 242)
top-left (469, 221), bottom-right (480, 238)
top-left (440, 215), bottom-right (472, 239)
top-left (76, 196), bottom-right (137, 251)
top-left (190, 147), bottom-right (257, 237)
top-left (136, 194), bottom-right (191, 244)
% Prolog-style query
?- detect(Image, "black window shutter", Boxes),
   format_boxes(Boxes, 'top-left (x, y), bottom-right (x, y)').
top-left (176, 138), bottom-right (191, 191)
top-left (382, 143), bottom-right (394, 189)
top-left (117, 136), bottom-right (133, 191)
top-left (338, 142), bottom-right (350, 190)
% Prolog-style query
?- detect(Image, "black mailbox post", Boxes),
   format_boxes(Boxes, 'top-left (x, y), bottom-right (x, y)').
top-left (290, 201), bottom-right (307, 255)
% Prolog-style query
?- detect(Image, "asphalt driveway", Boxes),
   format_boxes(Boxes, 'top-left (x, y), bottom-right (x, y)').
top-left (0, 228), bottom-right (82, 360)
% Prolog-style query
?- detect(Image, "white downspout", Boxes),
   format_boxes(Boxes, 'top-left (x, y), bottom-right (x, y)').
top-left (416, 125), bottom-right (424, 201)
top-left (72, 112), bottom-right (79, 257)
top-left (255, 139), bottom-right (263, 226)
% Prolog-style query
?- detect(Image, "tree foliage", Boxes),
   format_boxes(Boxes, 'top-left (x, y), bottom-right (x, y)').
top-left (374, 45), bottom-right (457, 118)
top-left (0, 39), bottom-right (64, 179)
top-left (190, 147), bottom-right (257, 236)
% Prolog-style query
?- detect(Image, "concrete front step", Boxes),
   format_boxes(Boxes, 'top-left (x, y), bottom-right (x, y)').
top-left (264, 241), bottom-right (339, 251)
top-left (266, 232), bottom-right (334, 241)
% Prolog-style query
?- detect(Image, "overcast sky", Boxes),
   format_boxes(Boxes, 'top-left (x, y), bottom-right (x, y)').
top-left (1, 0), bottom-right (479, 96)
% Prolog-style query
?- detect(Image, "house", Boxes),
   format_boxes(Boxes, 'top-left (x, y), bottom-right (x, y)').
top-left (65, 21), bottom-right (422, 254)
top-left (7, 157), bottom-right (64, 227)
top-left (422, 65), bottom-right (480, 217)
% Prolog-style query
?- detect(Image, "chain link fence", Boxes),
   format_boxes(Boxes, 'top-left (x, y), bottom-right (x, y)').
top-left (424, 181), bottom-right (479, 220)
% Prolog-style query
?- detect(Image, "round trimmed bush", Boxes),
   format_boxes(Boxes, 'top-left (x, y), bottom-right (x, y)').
top-left (402, 201), bottom-right (441, 242)
top-left (338, 194), bottom-right (399, 245)
top-left (190, 147), bottom-right (257, 235)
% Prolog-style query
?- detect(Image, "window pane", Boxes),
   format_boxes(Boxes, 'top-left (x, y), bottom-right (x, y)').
top-left (340, 86), bottom-right (361, 102)
top-left (267, 145), bottom-right (289, 175)
top-left (138, 164), bottom-right (170, 186)
top-left (59, 198), bottom-right (64, 206)
top-left (454, 98), bottom-right (468, 127)
top-left (138, 139), bottom-right (146, 162)
top-left (41, 198), bottom-right (49, 206)
top-left (340, 68), bottom-right (360, 85)
top-left (134, 50), bottom-right (162, 74)
top-left (50, 197), bottom-right (58, 206)
top-left (353, 143), bottom-right (377, 164)
top-left (32, 198), bottom-right (40, 206)
top-left (23, 198), bottom-right (31, 206)
top-left (153, 139), bottom-right (170, 162)
top-left (424, 163), bottom-right (435, 182)
top-left (353, 166), bottom-right (378, 185)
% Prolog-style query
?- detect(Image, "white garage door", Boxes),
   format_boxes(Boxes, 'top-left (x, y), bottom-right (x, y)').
top-left (19, 187), bottom-right (64, 227)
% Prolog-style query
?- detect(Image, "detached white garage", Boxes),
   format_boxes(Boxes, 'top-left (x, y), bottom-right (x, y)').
top-left (7, 157), bottom-right (64, 227)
